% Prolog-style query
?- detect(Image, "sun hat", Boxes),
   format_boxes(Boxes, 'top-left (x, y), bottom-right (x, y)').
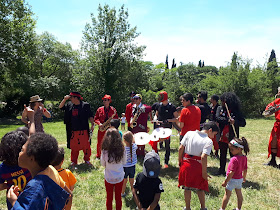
top-left (30, 95), bottom-right (43, 103)
top-left (133, 94), bottom-right (142, 100)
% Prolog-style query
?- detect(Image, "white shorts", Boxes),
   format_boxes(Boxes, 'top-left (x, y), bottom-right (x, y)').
top-left (226, 178), bottom-right (243, 191)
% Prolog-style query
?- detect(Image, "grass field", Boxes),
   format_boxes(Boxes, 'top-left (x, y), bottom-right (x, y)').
top-left (0, 118), bottom-right (280, 210)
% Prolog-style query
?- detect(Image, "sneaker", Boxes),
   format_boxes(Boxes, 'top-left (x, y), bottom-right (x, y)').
top-left (264, 160), bottom-right (278, 167)
top-left (121, 193), bottom-right (126, 197)
top-left (163, 164), bottom-right (169, 169)
top-left (85, 161), bottom-right (93, 166)
top-left (70, 162), bottom-right (77, 170)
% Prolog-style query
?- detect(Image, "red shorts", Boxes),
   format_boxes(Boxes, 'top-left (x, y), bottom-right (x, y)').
top-left (178, 154), bottom-right (209, 192)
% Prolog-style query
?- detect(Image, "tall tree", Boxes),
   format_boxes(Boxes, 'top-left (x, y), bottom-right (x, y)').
top-left (267, 49), bottom-right (279, 94)
top-left (165, 54), bottom-right (169, 69)
top-left (81, 4), bottom-right (146, 111)
top-left (171, 58), bottom-right (176, 68)
top-left (0, 0), bottom-right (36, 116)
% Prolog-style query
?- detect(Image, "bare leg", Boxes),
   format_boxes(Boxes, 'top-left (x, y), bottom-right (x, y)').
top-left (235, 188), bottom-right (243, 209)
top-left (129, 178), bottom-right (134, 192)
top-left (197, 190), bottom-right (205, 209)
top-left (221, 188), bottom-right (232, 209)
top-left (121, 178), bottom-right (128, 194)
top-left (184, 189), bottom-right (191, 210)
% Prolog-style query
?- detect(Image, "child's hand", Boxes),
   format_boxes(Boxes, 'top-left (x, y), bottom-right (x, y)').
top-left (243, 178), bottom-right (246, 183)
top-left (202, 172), bottom-right (210, 181)
top-left (7, 185), bottom-right (19, 206)
top-left (222, 181), bottom-right (227, 187)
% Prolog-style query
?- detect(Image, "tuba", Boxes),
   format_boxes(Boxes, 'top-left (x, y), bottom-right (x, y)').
top-left (100, 109), bottom-right (117, 132)
top-left (130, 107), bottom-right (144, 129)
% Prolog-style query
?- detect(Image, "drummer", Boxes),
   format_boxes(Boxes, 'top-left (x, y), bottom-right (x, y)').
top-left (153, 91), bottom-right (178, 168)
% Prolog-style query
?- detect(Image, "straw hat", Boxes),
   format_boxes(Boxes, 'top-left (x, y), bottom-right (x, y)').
top-left (30, 95), bottom-right (43, 103)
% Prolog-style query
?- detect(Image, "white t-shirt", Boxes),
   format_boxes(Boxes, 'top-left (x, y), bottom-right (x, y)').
top-left (180, 130), bottom-right (213, 156)
top-left (121, 116), bottom-right (126, 123)
top-left (101, 150), bottom-right (127, 184)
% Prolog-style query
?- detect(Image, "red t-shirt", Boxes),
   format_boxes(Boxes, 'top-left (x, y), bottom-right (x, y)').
top-left (179, 105), bottom-right (201, 136)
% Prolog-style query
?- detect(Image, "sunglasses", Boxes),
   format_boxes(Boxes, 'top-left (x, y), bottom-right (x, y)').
top-left (103, 99), bottom-right (109, 101)
top-left (134, 98), bottom-right (140, 100)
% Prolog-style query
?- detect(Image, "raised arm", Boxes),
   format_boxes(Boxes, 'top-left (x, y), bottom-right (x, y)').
top-left (59, 95), bottom-right (71, 109)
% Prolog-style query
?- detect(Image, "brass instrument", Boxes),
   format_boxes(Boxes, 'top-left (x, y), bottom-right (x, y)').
top-left (263, 104), bottom-right (280, 117)
top-left (130, 107), bottom-right (144, 128)
top-left (100, 109), bottom-right (117, 132)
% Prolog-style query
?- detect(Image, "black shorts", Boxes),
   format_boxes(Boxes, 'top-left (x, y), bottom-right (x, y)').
top-left (124, 165), bottom-right (136, 178)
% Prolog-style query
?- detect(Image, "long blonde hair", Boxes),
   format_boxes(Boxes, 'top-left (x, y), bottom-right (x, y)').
top-left (123, 131), bottom-right (134, 163)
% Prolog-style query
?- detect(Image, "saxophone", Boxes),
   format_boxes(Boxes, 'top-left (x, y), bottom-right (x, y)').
top-left (100, 109), bottom-right (117, 132)
top-left (130, 107), bottom-right (144, 128)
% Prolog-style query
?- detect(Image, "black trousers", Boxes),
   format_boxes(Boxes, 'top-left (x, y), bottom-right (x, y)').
top-left (219, 141), bottom-right (233, 172)
top-left (164, 137), bottom-right (171, 165)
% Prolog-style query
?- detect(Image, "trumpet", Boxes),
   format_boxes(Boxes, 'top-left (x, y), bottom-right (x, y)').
top-left (263, 104), bottom-right (280, 117)
top-left (100, 109), bottom-right (117, 132)
top-left (130, 107), bottom-right (144, 128)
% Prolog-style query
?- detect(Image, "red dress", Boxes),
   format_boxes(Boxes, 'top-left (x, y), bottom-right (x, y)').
top-left (266, 98), bottom-right (280, 158)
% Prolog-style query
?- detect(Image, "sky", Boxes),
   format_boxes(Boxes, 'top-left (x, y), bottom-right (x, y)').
top-left (26, 0), bottom-right (280, 67)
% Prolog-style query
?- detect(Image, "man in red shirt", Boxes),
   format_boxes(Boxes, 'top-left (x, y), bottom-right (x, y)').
top-left (125, 91), bottom-right (136, 131)
top-left (176, 93), bottom-right (201, 142)
top-left (130, 94), bottom-right (152, 156)
top-left (94, 95), bottom-right (118, 158)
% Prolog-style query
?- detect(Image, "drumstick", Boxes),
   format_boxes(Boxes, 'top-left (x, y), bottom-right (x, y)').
top-left (224, 102), bottom-right (237, 137)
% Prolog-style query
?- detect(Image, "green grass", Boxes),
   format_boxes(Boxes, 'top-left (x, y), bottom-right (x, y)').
top-left (1, 119), bottom-right (280, 209)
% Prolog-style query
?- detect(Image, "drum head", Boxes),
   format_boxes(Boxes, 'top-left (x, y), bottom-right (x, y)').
top-left (134, 132), bottom-right (151, 145)
top-left (160, 128), bottom-right (172, 138)
top-left (150, 128), bottom-right (162, 142)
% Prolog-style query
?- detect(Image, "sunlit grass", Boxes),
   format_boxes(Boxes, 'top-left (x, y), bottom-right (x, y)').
top-left (0, 118), bottom-right (280, 209)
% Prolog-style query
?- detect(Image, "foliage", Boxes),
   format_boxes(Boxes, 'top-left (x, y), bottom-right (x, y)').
top-left (80, 4), bottom-right (146, 112)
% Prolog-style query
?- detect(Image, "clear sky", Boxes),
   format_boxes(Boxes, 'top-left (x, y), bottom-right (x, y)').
top-left (26, 0), bottom-right (280, 67)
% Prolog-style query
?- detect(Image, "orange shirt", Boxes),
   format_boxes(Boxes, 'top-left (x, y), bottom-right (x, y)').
top-left (57, 168), bottom-right (77, 189)
top-left (179, 105), bottom-right (201, 136)
top-left (38, 165), bottom-right (65, 188)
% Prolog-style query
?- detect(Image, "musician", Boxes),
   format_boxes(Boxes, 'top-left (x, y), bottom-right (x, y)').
top-left (196, 91), bottom-right (211, 130)
top-left (94, 94), bottom-right (118, 159)
top-left (125, 91), bottom-right (136, 131)
top-left (209, 94), bottom-right (220, 157)
top-left (265, 89), bottom-right (280, 167)
top-left (176, 93), bottom-right (201, 142)
top-left (59, 92), bottom-right (95, 167)
top-left (216, 92), bottom-right (246, 175)
top-left (154, 91), bottom-right (178, 168)
top-left (130, 94), bottom-right (152, 156)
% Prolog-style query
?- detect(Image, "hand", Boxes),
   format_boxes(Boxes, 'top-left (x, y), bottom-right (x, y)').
top-left (229, 118), bottom-right (235, 125)
top-left (243, 178), bottom-right (246, 183)
top-left (202, 172), bottom-right (210, 181)
top-left (7, 185), bottom-right (19, 206)
top-left (64, 95), bottom-right (71, 100)
top-left (99, 124), bottom-right (104, 130)
top-left (222, 181), bottom-right (227, 187)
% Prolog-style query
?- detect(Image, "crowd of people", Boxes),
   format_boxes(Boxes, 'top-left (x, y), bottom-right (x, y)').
top-left (0, 88), bottom-right (279, 210)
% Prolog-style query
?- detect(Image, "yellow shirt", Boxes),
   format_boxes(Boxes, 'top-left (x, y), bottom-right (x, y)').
top-left (38, 165), bottom-right (65, 188)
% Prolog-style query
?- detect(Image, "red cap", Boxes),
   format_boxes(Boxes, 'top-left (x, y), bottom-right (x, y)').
top-left (102, 94), bottom-right (112, 103)
top-left (70, 92), bottom-right (83, 100)
top-left (159, 91), bottom-right (168, 102)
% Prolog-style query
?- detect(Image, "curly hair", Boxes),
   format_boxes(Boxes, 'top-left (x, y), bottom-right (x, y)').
top-left (27, 133), bottom-right (58, 168)
top-left (220, 92), bottom-right (241, 111)
top-left (102, 128), bottom-right (124, 163)
top-left (0, 131), bottom-right (28, 166)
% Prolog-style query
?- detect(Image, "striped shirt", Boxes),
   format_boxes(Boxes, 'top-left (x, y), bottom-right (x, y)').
top-left (123, 143), bottom-right (137, 167)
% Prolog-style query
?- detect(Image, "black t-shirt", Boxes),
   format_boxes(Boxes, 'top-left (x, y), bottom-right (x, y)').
top-left (133, 172), bottom-right (164, 209)
top-left (155, 103), bottom-right (176, 128)
top-left (196, 102), bottom-right (211, 124)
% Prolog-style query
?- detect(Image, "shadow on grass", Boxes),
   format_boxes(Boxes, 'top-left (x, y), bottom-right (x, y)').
top-left (160, 165), bottom-right (179, 180)
top-left (67, 162), bottom-right (97, 174)
top-left (207, 184), bottom-right (220, 197)
top-left (0, 118), bottom-right (22, 126)
top-left (123, 195), bottom-right (137, 209)
top-left (207, 166), bottom-right (220, 176)
top-left (243, 180), bottom-right (263, 190)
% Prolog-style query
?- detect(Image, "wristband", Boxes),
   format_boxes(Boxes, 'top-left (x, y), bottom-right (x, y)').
top-left (43, 108), bottom-right (47, 113)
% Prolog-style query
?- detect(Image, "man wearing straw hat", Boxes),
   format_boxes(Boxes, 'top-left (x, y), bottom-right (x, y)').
top-left (59, 92), bottom-right (95, 167)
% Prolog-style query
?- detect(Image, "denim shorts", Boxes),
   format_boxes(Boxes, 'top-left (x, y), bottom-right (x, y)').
top-left (124, 165), bottom-right (136, 178)
top-left (226, 178), bottom-right (243, 191)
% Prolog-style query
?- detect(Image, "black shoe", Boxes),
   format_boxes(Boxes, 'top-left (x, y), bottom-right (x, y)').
top-left (264, 160), bottom-right (278, 168)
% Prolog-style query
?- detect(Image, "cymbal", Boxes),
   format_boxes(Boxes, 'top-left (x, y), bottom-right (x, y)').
top-left (134, 132), bottom-right (151, 145)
